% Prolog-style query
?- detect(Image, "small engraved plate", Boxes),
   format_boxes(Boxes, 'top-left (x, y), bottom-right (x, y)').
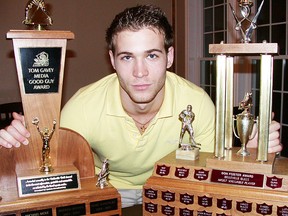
top-left (175, 167), bottom-right (189, 179)
top-left (194, 169), bottom-right (209, 181)
top-left (256, 203), bottom-right (273, 215)
top-left (180, 193), bottom-right (194, 205)
top-left (162, 191), bottom-right (175, 202)
top-left (144, 202), bottom-right (158, 213)
top-left (20, 48), bottom-right (61, 94)
top-left (217, 198), bottom-right (232, 210)
top-left (90, 198), bottom-right (118, 214)
top-left (197, 210), bottom-right (212, 216)
top-left (56, 203), bottom-right (86, 216)
top-left (211, 170), bottom-right (264, 187)
top-left (156, 165), bottom-right (170, 176)
top-left (236, 201), bottom-right (252, 213)
top-left (18, 172), bottom-right (79, 196)
top-left (198, 195), bottom-right (212, 207)
top-left (277, 206), bottom-right (288, 216)
top-left (21, 208), bottom-right (52, 216)
top-left (161, 205), bottom-right (175, 216)
top-left (179, 208), bottom-right (193, 216)
top-left (144, 188), bottom-right (158, 199)
top-left (266, 176), bottom-right (283, 189)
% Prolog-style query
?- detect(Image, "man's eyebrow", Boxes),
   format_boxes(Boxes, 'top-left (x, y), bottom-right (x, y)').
top-left (116, 49), bottom-right (163, 57)
top-left (116, 51), bottom-right (132, 57)
top-left (146, 49), bottom-right (163, 53)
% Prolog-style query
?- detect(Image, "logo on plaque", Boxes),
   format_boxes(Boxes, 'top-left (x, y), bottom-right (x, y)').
top-left (20, 47), bottom-right (61, 93)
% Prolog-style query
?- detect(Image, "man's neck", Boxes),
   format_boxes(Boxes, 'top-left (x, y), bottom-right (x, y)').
top-left (121, 88), bottom-right (165, 118)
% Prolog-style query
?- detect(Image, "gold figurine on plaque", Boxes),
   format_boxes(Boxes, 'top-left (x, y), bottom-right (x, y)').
top-left (32, 117), bottom-right (56, 173)
top-left (23, 0), bottom-right (53, 30)
top-left (233, 93), bottom-right (257, 156)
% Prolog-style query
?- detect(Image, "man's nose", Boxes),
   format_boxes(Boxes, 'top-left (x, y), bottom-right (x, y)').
top-left (133, 60), bottom-right (148, 78)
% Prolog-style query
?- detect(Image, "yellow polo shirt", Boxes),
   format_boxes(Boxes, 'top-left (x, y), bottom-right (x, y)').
top-left (60, 72), bottom-right (215, 189)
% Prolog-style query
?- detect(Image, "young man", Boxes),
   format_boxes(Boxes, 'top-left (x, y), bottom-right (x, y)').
top-left (0, 5), bottom-right (282, 208)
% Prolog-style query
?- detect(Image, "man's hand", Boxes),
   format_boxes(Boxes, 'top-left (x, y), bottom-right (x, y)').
top-left (0, 112), bottom-right (30, 148)
top-left (247, 113), bottom-right (282, 153)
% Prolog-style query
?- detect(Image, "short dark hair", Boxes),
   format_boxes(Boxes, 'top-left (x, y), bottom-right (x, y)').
top-left (106, 5), bottom-right (174, 52)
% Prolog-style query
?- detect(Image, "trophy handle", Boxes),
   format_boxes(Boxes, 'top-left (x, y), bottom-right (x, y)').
top-left (248, 117), bottom-right (258, 140)
top-left (232, 115), bottom-right (240, 139)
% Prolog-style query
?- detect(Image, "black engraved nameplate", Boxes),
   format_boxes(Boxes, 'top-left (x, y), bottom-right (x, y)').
top-left (21, 208), bottom-right (52, 216)
top-left (56, 203), bottom-right (86, 216)
top-left (17, 168), bottom-right (80, 197)
top-left (20, 47), bottom-right (61, 94)
top-left (90, 198), bottom-right (118, 214)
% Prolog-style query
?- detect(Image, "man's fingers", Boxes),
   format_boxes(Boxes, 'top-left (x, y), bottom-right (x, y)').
top-left (0, 129), bottom-right (21, 148)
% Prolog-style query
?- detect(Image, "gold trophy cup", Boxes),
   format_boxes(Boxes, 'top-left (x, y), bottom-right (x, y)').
top-left (233, 93), bottom-right (257, 156)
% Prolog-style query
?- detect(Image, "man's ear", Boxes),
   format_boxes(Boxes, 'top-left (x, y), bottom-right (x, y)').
top-left (109, 50), bottom-right (116, 70)
top-left (167, 46), bottom-right (174, 69)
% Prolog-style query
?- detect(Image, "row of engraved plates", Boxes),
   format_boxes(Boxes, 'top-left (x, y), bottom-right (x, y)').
top-left (143, 152), bottom-right (288, 216)
top-left (143, 183), bottom-right (288, 215)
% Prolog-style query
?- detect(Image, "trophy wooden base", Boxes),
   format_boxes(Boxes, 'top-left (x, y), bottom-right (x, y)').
top-left (176, 147), bottom-right (199, 160)
top-left (0, 177), bottom-right (121, 216)
top-left (143, 148), bottom-right (288, 215)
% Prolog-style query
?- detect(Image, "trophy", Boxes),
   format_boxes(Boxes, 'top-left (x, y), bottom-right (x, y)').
top-left (233, 93), bottom-right (257, 156)
top-left (176, 105), bottom-right (201, 160)
top-left (143, 1), bottom-right (288, 215)
top-left (1, 1), bottom-right (121, 215)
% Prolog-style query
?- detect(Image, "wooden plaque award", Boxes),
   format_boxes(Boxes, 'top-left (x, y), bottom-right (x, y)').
top-left (143, 1), bottom-right (288, 215)
top-left (0, 3), bottom-right (121, 215)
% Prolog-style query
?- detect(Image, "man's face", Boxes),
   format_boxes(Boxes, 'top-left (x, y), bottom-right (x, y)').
top-left (109, 28), bottom-right (174, 105)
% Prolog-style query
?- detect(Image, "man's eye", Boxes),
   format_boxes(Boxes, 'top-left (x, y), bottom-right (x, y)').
top-left (121, 56), bottom-right (132, 61)
top-left (147, 54), bottom-right (157, 59)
